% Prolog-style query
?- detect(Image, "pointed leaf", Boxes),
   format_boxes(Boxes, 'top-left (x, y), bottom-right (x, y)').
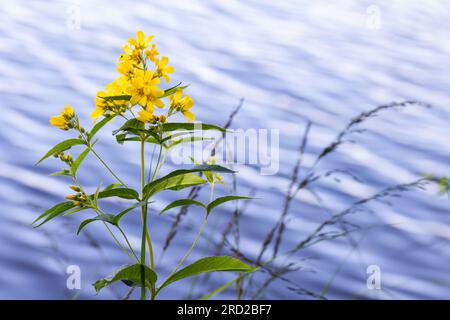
top-left (103, 183), bottom-right (124, 192)
top-left (33, 201), bottom-right (75, 227)
top-left (207, 196), bottom-right (253, 215)
top-left (144, 173), bottom-right (206, 198)
top-left (159, 256), bottom-right (256, 290)
top-left (160, 82), bottom-right (188, 98)
top-left (88, 115), bottom-right (115, 141)
top-left (160, 199), bottom-right (205, 215)
top-left (94, 264), bottom-right (157, 293)
top-left (143, 165), bottom-right (234, 199)
top-left (77, 214), bottom-right (114, 235)
top-left (100, 95), bottom-right (131, 101)
top-left (160, 122), bottom-right (226, 133)
top-left (112, 118), bottom-right (144, 135)
top-left (63, 206), bottom-right (87, 216)
top-left (71, 147), bottom-right (91, 177)
top-left (36, 139), bottom-right (85, 164)
top-left (113, 201), bottom-right (149, 225)
top-left (50, 171), bottom-right (71, 177)
top-left (98, 187), bottom-right (140, 200)
top-left (168, 136), bottom-right (213, 149)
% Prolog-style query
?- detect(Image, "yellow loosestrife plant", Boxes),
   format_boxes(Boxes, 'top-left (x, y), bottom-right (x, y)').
top-left (35, 31), bottom-right (256, 300)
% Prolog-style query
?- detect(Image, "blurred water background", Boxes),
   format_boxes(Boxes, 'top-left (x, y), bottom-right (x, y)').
top-left (0, 0), bottom-right (449, 299)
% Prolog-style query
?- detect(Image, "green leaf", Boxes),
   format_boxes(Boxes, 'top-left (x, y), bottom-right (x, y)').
top-left (94, 185), bottom-right (101, 202)
top-left (161, 131), bottom-right (196, 143)
top-left (160, 122), bottom-right (226, 133)
top-left (116, 134), bottom-right (160, 145)
top-left (71, 147), bottom-right (91, 177)
top-left (33, 201), bottom-right (75, 227)
top-left (50, 170), bottom-right (71, 177)
top-left (160, 199), bottom-right (205, 215)
top-left (112, 118), bottom-right (144, 135)
top-left (94, 264), bottom-right (157, 293)
top-left (113, 201), bottom-right (148, 225)
top-left (88, 115), bottom-right (115, 142)
top-left (160, 82), bottom-right (188, 98)
top-left (36, 139), bottom-right (85, 165)
top-left (63, 206), bottom-right (87, 216)
top-left (103, 183), bottom-right (124, 191)
top-left (143, 165), bottom-right (234, 199)
top-left (144, 173), bottom-right (206, 199)
top-left (149, 174), bottom-right (206, 198)
top-left (159, 256), bottom-right (256, 290)
top-left (207, 196), bottom-right (253, 215)
top-left (97, 187), bottom-right (140, 200)
top-left (167, 136), bottom-right (213, 149)
top-left (200, 276), bottom-right (243, 300)
top-left (100, 95), bottom-right (131, 101)
top-left (77, 214), bottom-right (114, 235)
top-left (77, 201), bottom-right (147, 234)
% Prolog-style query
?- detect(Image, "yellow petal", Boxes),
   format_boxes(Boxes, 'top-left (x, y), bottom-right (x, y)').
top-left (139, 95), bottom-right (148, 106)
top-left (183, 111), bottom-right (195, 122)
top-left (90, 108), bottom-right (104, 119)
top-left (137, 109), bottom-right (153, 122)
top-left (62, 104), bottom-right (74, 118)
top-left (154, 99), bottom-right (164, 108)
top-left (164, 66), bottom-right (175, 74)
top-left (50, 116), bottom-right (66, 128)
top-left (136, 31), bottom-right (145, 43)
top-left (158, 56), bottom-right (168, 68)
top-left (130, 94), bottom-right (141, 105)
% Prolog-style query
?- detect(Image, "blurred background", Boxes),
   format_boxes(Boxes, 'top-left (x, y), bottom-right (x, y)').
top-left (0, 0), bottom-right (449, 299)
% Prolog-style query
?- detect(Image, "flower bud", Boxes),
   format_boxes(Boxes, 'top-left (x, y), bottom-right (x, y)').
top-left (65, 194), bottom-right (78, 200)
top-left (69, 185), bottom-right (81, 192)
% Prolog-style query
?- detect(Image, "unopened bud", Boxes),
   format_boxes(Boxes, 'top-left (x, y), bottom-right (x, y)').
top-left (159, 115), bottom-right (167, 123)
top-left (69, 185), bottom-right (81, 192)
top-left (65, 194), bottom-right (78, 200)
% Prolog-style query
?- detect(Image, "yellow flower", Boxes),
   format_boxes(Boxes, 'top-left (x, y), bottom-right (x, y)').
top-left (91, 77), bottom-right (130, 119)
top-left (169, 89), bottom-right (195, 122)
top-left (50, 116), bottom-right (67, 130)
top-left (136, 109), bottom-right (155, 123)
top-left (122, 45), bottom-right (141, 63)
top-left (129, 70), bottom-right (164, 112)
top-left (128, 30), bottom-right (153, 50)
top-left (154, 56), bottom-right (175, 83)
top-left (144, 44), bottom-right (159, 63)
top-left (50, 104), bottom-right (75, 130)
top-left (117, 59), bottom-right (134, 76)
top-left (159, 114), bottom-right (167, 123)
top-left (61, 105), bottom-right (74, 119)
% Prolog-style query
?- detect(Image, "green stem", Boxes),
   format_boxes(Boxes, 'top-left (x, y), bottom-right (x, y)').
top-left (118, 226), bottom-right (139, 262)
top-left (140, 138), bottom-right (147, 300)
top-left (89, 147), bottom-right (128, 187)
top-left (97, 210), bottom-right (137, 263)
top-left (150, 144), bottom-right (163, 182)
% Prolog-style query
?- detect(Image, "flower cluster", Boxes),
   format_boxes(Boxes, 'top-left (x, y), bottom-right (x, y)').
top-left (49, 105), bottom-right (75, 130)
top-left (91, 30), bottom-right (194, 124)
top-left (65, 185), bottom-right (89, 207)
top-left (50, 31), bottom-right (195, 130)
